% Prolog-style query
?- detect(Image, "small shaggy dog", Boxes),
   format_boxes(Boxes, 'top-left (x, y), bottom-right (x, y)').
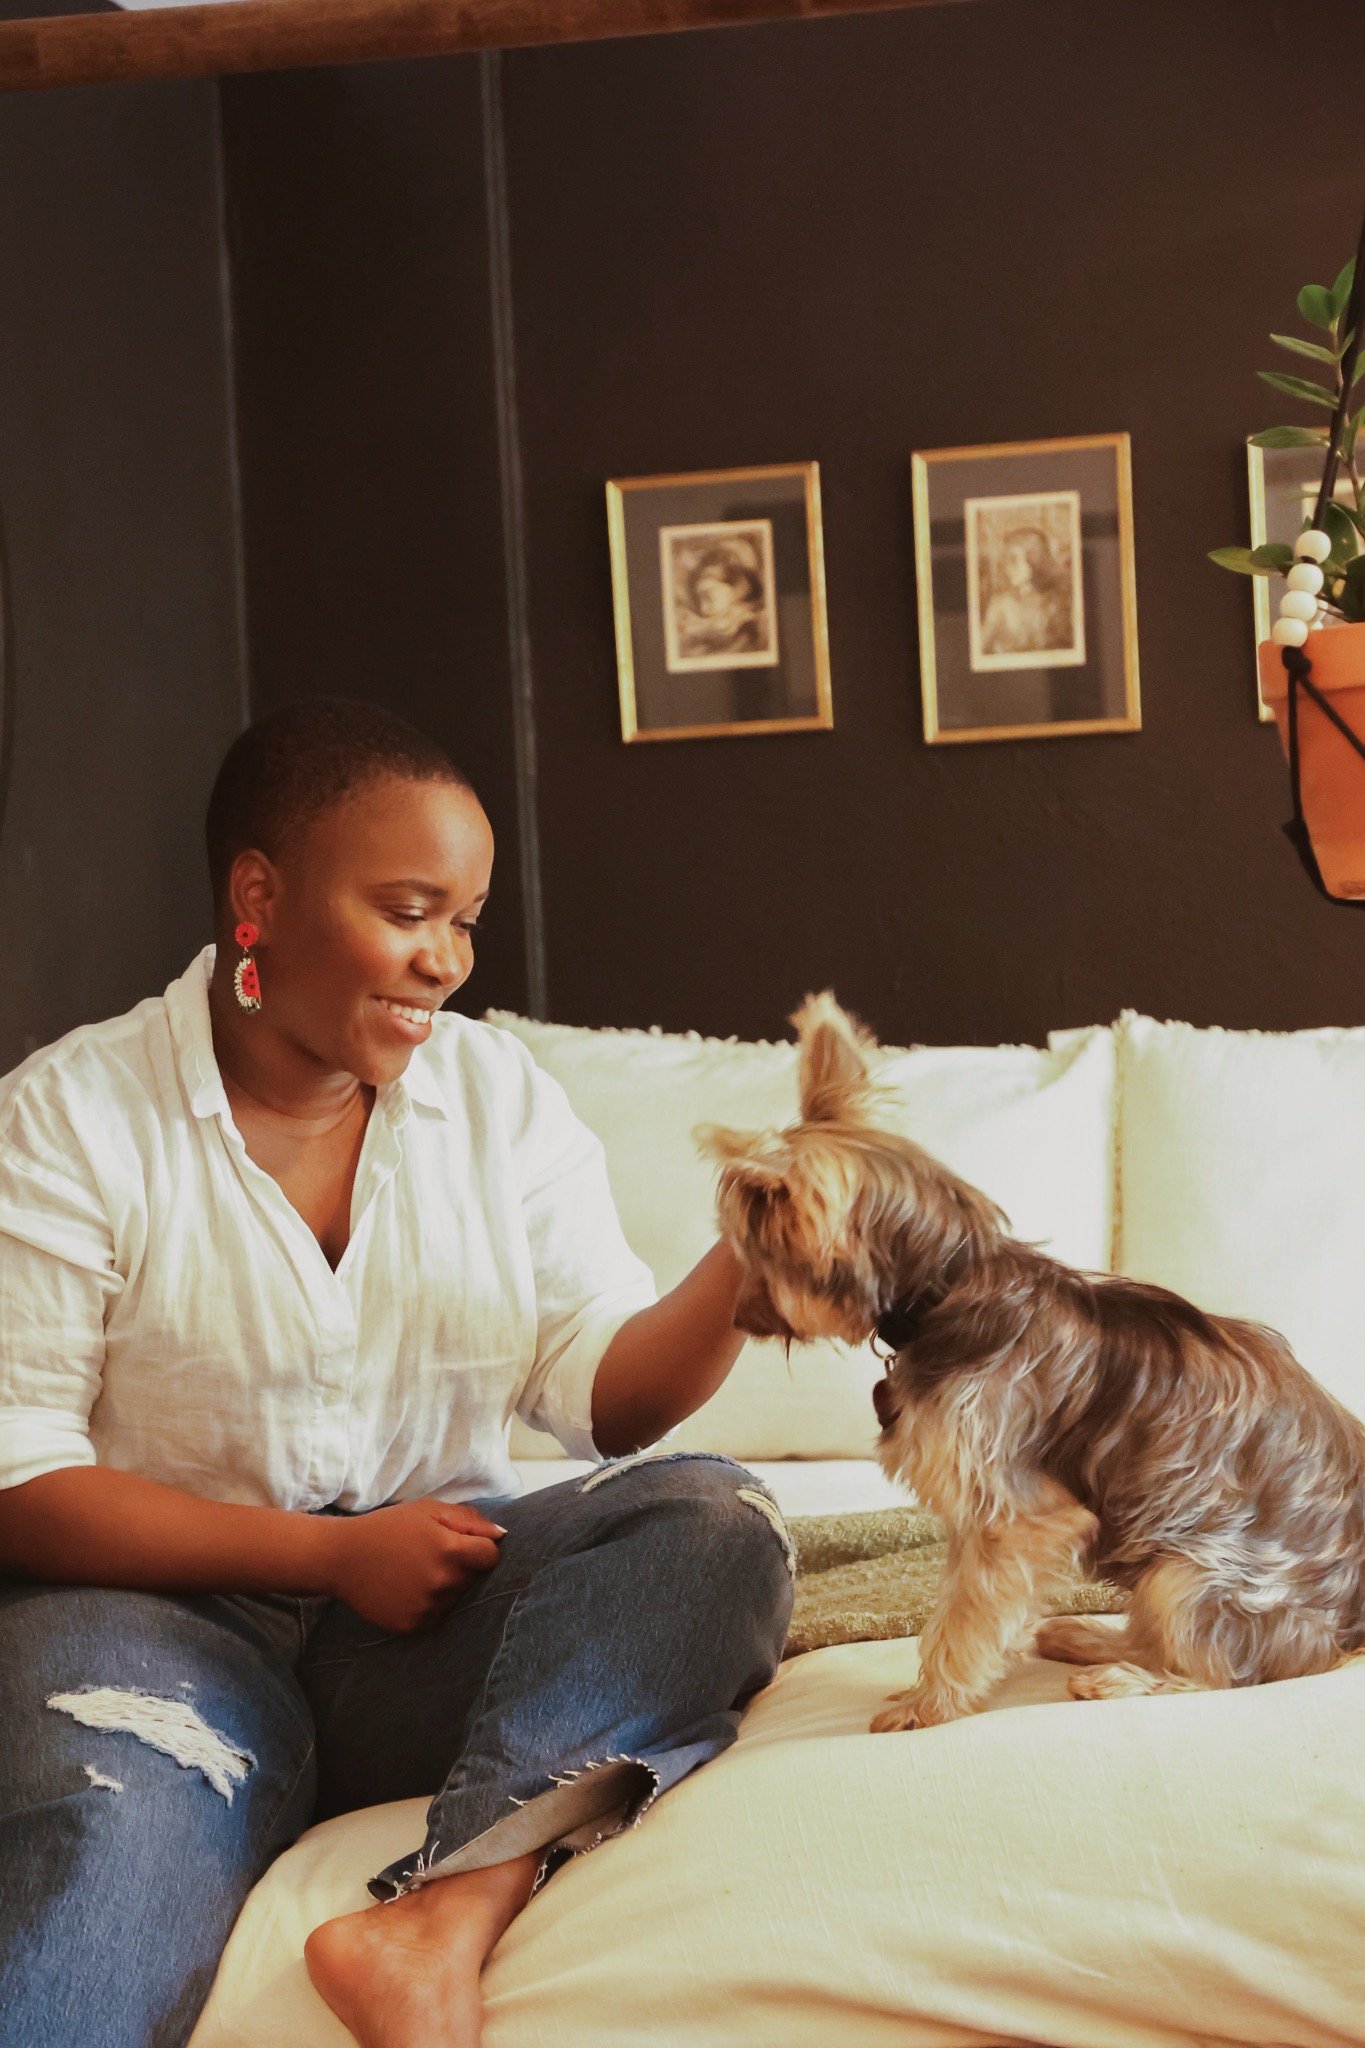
top-left (702, 993), bottom-right (1365, 1732)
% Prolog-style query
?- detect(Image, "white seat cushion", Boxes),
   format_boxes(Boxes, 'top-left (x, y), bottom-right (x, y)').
top-left (1114, 1011), bottom-right (1365, 1422)
top-left (191, 1633), bottom-right (1365, 2048)
top-left (488, 1013), bottom-right (1116, 1459)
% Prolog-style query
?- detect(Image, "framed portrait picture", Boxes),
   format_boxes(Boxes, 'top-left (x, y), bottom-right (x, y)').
top-left (606, 463), bottom-right (832, 742)
top-left (1246, 438), bottom-right (1358, 722)
top-left (911, 434), bottom-right (1141, 744)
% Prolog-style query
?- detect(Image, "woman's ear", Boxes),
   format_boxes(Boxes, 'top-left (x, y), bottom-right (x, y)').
top-left (792, 991), bottom-right (879, 1123)
top-left (227, 849), bottom-right (279, 944)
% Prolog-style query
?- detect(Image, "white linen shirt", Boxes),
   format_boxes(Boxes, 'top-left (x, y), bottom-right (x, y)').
top-left (0, 948), bottom-right (658, 1510)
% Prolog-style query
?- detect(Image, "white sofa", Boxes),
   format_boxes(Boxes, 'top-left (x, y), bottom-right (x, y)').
top-left (191, 1010), bottom-right (1365, 2048)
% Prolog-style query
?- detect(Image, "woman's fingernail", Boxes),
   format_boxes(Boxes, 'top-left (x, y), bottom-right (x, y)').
top-left (490, 1524), bottom-right (508, 1535)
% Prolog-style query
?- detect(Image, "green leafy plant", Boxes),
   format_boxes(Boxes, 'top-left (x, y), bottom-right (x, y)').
top-left (1211, 257), bottom-right (1365, 623)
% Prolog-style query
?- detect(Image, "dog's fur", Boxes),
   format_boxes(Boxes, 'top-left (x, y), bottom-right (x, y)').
top-left (700, 992), bottom-right (1365, 1731)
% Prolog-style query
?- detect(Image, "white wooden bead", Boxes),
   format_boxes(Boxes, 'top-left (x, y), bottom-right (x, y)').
top-left (1294, 529), bottom-right (1332, 563)
top-left (1279, 589), bottom-right (1319, 622)
top-left (1286, 562), bottom-right (1325, 595)
top-left (1272, 615), bottom-right (1310, 646)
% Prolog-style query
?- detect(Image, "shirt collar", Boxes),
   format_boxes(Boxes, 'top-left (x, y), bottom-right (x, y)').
top-left (396, 1038), bottom-right (451, 1118)
top-left (164, 946), bottom-right (451, 1123)
top-left (165, 947), bottom-right (232, 1122)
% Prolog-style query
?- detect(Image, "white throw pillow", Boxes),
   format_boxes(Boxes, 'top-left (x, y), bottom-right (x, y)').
top-left (1116, 1011), bottom-right (1365, 1421)
top-left (488, 1013), bottom-right (1116, 1459)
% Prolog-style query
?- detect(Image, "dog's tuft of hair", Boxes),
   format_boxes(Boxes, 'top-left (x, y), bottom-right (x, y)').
top-left (789, 989), bottom-right (882, 1125)
top-left (701, 992), bottom-right (1365, 1731)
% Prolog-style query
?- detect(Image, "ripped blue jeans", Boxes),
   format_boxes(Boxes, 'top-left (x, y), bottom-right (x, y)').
top-left (0, 1451), bottom-right (794, 2048)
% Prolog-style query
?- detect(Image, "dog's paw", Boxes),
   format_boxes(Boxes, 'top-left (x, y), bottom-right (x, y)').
top-left (869, 1694), bottom-right (923, 1733)
top-left (1068, 1661), bottom-right (1164, 1701)
top-left (869, 1687), bottom-right (956, 1733)
top-left (1036, 1616), bottom-right (1112, 1665)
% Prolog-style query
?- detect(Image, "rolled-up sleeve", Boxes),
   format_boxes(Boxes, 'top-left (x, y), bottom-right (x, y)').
top-left (508, 1053), bottom-right (657, 1460)
top-left (0, 1102), bottom-right (120, 1490)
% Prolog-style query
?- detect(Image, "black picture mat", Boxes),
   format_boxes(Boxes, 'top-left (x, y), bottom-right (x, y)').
top-left (922, 443), bottom-right (1128, 733)
top-left (619, 472), bottom-right (818, 732)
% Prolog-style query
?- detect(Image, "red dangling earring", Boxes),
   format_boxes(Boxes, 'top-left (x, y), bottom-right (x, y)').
top-left (233, 921), bottom-right (262, 1013)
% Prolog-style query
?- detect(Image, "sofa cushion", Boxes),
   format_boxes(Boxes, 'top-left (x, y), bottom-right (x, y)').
top-left (488, 1013), bottom-right (1116, 1459)
top-left (1113, 1011), bottom-right (1365, 1424)
top-left (189, 1634), bottom-right (1365, 2048)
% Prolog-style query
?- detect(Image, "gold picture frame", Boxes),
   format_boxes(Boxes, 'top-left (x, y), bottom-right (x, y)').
top-left (606, 462), bottom-right (833, 743)
top-left (1246, 438), bottom-right (1359, 723)
top-left (912, 433), bottom-right (1142, 745)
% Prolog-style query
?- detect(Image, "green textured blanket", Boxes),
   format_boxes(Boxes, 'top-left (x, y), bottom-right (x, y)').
top-left (783, 1507), bottom-right (1124, 1659)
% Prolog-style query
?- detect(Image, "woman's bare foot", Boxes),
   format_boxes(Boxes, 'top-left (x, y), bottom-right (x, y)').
top-left (304, 1851), bottom-right (541, 2048)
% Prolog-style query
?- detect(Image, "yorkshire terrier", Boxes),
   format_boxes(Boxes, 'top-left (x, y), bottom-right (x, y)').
top-left (701, 993), bottom-right (1365, 1732)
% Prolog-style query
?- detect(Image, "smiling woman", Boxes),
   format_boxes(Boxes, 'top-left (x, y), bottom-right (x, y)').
top-left (205, 700), bottom-right (494, 1109)
top-left (0, 696), bottom-right (786, 2048)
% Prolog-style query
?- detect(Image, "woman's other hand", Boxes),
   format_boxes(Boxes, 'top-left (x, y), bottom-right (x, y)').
top-left (321, 1499), bottom-right (507, 1632)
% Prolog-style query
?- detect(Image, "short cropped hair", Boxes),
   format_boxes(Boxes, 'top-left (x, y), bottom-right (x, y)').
top-left (205, 698), bottom-right (473, 903)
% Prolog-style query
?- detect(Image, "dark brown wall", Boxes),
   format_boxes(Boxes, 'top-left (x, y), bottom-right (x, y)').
top-left (501, 0), bottom-right (1365, 1043)
top-left (0, 80), bottom-right (246, 1073)
top-left (220, 0), bottom-right (1365, 1052)
top-left (220, 57), bottom-right (532, 1016)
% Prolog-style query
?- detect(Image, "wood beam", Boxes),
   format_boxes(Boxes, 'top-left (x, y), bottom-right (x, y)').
top-left (0, 0), bottom-right (975, 95)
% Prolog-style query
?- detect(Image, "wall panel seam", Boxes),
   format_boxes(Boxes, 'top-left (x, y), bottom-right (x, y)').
top-left (210, 79), bottom-right (252, 736)
top-left (482, 48), bottom-right (547, 1018)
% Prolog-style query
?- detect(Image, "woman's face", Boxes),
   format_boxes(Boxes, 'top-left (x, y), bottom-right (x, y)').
top-left (1002, 540), bottom-right (1036, 591)
top-left (242, 774), bottom-right (494, 1089)
top-left (694, 568), bottom-right (741, 620)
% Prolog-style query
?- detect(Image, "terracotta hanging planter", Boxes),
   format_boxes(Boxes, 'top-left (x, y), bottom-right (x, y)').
top-left (1258, 624), bottom-right (1365, 900)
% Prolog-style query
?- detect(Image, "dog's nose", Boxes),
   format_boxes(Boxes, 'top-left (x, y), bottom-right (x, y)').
top-left (872, 1375), bottom-right (896, 1429)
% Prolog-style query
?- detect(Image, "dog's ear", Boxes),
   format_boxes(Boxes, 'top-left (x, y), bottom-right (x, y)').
top-left (791, 990), bottom-right (879, 1124)
top-left (694, 1124), bottom-right (786, 1180)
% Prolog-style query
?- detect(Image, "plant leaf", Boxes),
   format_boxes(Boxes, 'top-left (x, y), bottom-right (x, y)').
top-left (1270, 332), bottom-right (1340, 366)
top-left (1249, 425), bottom-right (1331, 449)
top-left (1299, 283), bottom-right (1337, 331)
top-left (1257, 369), bottom-right (1339, 409)
top-left (1335, 556), bottom-right (1365, 622)
top-left (1250, 542), bottom-right (1295, 571)
top-left (1339, 553), bottom-right (1365, 622)
top-left (1322, 499), bottom-right (1361, 561)
top-left (1329, 258), bottom-right (1357, 324)
top-left (1209, 545), bottom-right (1287, 577)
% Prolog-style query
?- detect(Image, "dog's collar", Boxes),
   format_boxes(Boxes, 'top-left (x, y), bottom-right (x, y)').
top-left (871, 1243), bottom-right (971, 1359)
top-left (871, 1293), bottom-right (936, 1358)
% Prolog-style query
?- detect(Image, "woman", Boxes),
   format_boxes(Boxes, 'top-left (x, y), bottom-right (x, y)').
top-left (978, 525), bottom-right (1074, 658)
top-left (675, 543), bottom-right (771, 661)
top-left (0, 699), bottom-right (794, 2048)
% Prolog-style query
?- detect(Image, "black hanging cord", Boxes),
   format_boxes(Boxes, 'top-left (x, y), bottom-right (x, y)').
top-left (1280, 196), bottom-right (1365, 906)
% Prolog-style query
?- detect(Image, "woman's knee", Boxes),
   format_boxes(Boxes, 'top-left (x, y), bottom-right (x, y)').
top-left (581, 1451), bottom-right (797, 1599)
top-left (0, 1580), bottom-right (317, 2040)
